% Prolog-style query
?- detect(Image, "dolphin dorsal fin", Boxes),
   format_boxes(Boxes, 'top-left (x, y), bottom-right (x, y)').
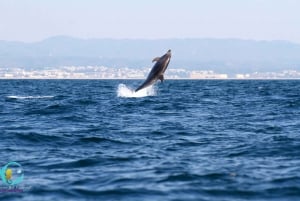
top-left (152, 57), bottom-right (160, 63)
top-left (158, 75), bottom-right (164, 82)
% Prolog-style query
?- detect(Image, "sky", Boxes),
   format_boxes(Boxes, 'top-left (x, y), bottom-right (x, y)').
top-left (0, 0), bottom-right (300, 43)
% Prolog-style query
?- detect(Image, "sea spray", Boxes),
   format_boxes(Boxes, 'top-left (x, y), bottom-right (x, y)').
top-left (6, 95), bottom-right (54, 99)
top-left (117, 84), bottom-right (157, 98)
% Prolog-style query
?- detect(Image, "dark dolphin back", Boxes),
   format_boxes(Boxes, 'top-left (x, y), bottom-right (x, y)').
top-left (135, 50), bottom-right (171, 92)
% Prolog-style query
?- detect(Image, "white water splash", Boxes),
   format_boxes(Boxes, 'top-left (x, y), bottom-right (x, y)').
top-left (117, 84), bottom-right (157, 98)
top-left (7, 95), bottom-right (54, 99)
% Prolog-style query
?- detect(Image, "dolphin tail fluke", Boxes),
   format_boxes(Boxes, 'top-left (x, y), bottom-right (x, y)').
top-left (135, 79), bottom-right (155, 92)
top-left (135, 83), bottom-right (146, 92)
top-left (135, 87), bottom-right (142, 92)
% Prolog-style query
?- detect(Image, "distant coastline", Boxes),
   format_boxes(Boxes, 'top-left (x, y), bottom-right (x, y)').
top-left (1, 37), bottom-right (300, 75)
top-left (1, 66), bottom-right (300, 79)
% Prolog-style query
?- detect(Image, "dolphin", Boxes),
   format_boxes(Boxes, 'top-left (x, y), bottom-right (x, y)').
top-left (135, 49), bottom-right (171, 92)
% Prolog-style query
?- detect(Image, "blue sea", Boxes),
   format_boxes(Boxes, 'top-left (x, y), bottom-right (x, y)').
top-left (0, 79), bottom-right (300, 201)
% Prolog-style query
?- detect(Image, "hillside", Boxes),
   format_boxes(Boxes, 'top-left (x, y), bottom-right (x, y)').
top-left (1, 36), bottom-right (300, 73)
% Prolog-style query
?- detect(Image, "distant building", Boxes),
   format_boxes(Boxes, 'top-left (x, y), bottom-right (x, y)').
top-left (190, 71), bottom-right (228, 79)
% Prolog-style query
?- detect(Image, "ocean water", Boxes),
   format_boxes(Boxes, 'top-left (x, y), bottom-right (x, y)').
top-left (0, 79), bottom-right (300, 201)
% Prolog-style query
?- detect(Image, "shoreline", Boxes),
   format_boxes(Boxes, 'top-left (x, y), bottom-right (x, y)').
top-left (1, 78), bottom-right (300, 80)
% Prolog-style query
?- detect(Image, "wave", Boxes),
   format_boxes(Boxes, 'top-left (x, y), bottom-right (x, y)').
top-left (6, 95), bottom-right (54, 99)
top-left (117, 84), bottom-right (157, 98)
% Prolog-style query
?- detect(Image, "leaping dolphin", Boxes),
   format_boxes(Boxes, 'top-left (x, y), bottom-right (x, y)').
top-left (135, 49), bottom-right (171, 92)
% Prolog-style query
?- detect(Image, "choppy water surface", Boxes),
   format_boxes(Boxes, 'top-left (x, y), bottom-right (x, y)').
top-left (0, 79), bottom-right (300, 201)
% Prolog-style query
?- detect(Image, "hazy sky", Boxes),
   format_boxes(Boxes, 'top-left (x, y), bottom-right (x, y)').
top-left (0, 0), bottom-right (299, 43)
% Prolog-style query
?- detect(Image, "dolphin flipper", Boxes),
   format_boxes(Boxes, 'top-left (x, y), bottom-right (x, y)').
top-left (158, 75), bottom-right (164, 82)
